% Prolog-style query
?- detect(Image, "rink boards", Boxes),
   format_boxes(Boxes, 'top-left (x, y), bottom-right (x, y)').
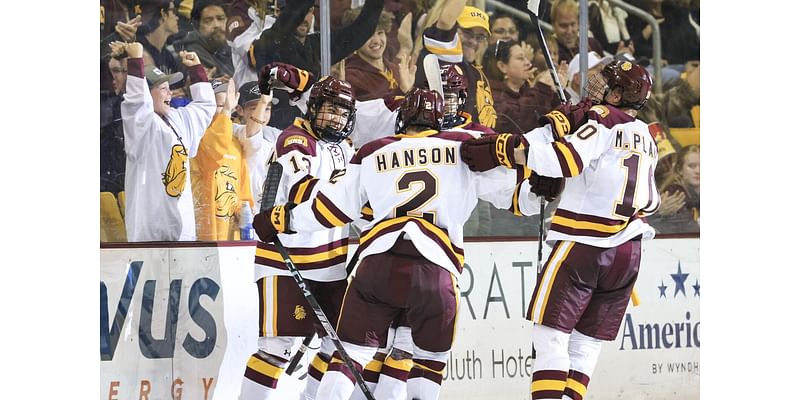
top-left (100, 238), bottom-right (699, 399)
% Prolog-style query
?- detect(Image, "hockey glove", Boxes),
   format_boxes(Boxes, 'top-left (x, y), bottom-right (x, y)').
top-left (539, 97), bottom-right (594, 139)
top-left (529, 172), bottom-right (565, 202)
top-left (259, 62), bottom-right (314, 97)
top-left (253, 203), bottom-right (296, 243)
top-left (460, 133), bottom-right (523, 172)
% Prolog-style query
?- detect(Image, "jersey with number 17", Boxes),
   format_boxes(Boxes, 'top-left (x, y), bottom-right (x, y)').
top-left (523, 105), bottom-right (661, 248)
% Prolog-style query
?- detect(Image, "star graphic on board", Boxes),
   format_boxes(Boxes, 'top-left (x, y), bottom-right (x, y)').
top-left (671, 262), bottom-right (690, 298)
top-left (658, 280), bottom-right (668, 298)
top-left (692, 279), bottom-right (700, 297)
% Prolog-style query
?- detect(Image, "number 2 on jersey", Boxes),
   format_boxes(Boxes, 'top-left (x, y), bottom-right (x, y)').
top-left (393, 170), bottom-right (438, 224)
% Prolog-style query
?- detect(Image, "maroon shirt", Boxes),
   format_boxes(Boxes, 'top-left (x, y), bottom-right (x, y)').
top-left (345, 54), bottom-right (404, 101)
top-left (491, 80), bottom-right (561, 135)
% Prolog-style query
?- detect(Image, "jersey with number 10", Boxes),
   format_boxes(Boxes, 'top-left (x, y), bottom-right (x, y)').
top-left (523, 105), bottom-right (661, 248)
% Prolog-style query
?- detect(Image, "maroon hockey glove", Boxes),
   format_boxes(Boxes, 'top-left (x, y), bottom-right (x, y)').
top-left (460, 133), bottom-right (523, 172)
top-left (529, 172), bottom-right (565, 202)
top-left (253, 203), bottom-right (295, 243)
top-left (259, 62), bottom-right (314, 96)
top-left (539, 97), bottom-right (594, 139)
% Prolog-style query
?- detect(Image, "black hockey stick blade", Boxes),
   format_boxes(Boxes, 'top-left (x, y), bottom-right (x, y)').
top-left (261, 162), bottom-right (284, 212)
top-left (285, 334), bottom-right (316, 375)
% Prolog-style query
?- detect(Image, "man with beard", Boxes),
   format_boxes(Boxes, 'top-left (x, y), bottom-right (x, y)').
top-left (175, 0), bottom-right (235, 78)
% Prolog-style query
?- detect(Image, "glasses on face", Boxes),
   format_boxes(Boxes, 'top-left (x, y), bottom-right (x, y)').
top-left (492, 28), bottom-right (518, 36)
top-left (460, 29), bottom-right (489, 44)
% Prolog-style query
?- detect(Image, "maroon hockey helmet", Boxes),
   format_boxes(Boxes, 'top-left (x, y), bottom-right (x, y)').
top-left (587, 60), bottom-right (653, 110)
top-left (396, 88), bottom-right (445, 133)
top-left (440, 64), bottom-right (468, 128)
top-left (307, 76), bottom-right (357, 143)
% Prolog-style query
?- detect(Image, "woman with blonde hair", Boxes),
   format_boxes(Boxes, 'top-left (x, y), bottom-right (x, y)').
top-left (650, 144), bottom-right (700, 233)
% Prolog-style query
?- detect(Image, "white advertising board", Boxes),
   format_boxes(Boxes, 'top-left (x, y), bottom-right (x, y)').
top-left (100, 238), bottom-right (699, 399)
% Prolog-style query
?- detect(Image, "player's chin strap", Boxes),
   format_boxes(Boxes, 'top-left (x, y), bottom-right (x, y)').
top-left (259, 162), bottom-right (376, 400)
top-left (526, 0), bottom-right (568, 273)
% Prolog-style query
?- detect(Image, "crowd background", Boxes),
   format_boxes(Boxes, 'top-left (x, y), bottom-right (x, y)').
top-left (100, 0), bottom-right (700, 242)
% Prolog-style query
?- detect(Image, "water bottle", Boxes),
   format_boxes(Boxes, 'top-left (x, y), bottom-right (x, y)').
top-left (239, 202), bottom-right (255, 240)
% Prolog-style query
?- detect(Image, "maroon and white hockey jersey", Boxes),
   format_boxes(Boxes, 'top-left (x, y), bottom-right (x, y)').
top-left (288, 129), bottom-right (542, 279)
top-left (253, 118), bottom-right (355, 282)
top-left (523, 105), bottom-right (661, 248)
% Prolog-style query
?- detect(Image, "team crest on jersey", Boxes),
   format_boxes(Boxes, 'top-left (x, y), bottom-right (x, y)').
top-left (293, 305), bottom-right (307, 320)
top-left (162, 144), bottom-right (188, 198)
top-left (284, 135), bottom-right (308, 148)
top-left (214, 165), bottom-right (239, 218)
top-left (590, 105), bottom-right (610, 117)
top-left (621, 61), bottom-right (632, 71)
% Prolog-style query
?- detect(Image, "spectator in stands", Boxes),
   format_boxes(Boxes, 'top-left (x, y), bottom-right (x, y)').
top-left (342, 8), bottom-right (415, 101)
top-left (101, 47), bottom-right (130, 193)
top-left (100, 1), bottom-right (140, 45)
top-left (251, 0), bottom-right (384, 81)
top-left (550, 0), bottom-right (605, 65)
top-left (488, 11), bottom-right (521, 45)
top-left (232, 80), bottom-right (282, 209)
top-left (137, 0), bottom-right (181, 75)
top-left (663, 62), bottom-right (700, 127)
top-left (627, 0), bottom-right (698, 83)
top-left (100, 1), bottom-right (141, 91)
top-left (588, 0), bottom-right (635, 56)
top-left (120, 42), bottom-right (215, 241)
top-left (191, 78), bottom-right (256, 240)
top-left (249, 0), bottom-right (384, 129)
top-left (527, 31), bottom-right (560, 76)
top-left (649, 144), bottom-right (700, 233)
top-left (173, 0), bottom-right (235, 79)
top-left (484, 40), bottom-right (560, 135)
top-left (563, 51), bottom-right (611, 103)
top-left (226, 0), bottom-right (290, 89)
top-left (415, 0), bottom-right (498, 129)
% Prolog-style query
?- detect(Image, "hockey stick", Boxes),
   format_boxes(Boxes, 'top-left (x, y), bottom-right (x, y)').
top-left (423, 54), bottom-right (444, 98)
top-left (260, 162), bottom-right (376, 400)
top-left (526, 0), bottom-right (567, 273)
top-left (287, 224), bottom-right (364, 374)
top-left (285, 334), bottom-right (315, 375)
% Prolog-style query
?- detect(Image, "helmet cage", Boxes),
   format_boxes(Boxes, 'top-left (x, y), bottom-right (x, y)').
top-left (307, 77), bottom-right (357, 143)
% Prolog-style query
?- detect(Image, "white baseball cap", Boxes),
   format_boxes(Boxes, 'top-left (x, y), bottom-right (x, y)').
top-left (567, 51), bottom-right (612, 86)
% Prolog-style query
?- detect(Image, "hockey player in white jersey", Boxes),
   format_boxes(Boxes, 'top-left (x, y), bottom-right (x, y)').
top-left (349, 63), bottom-right (497, 400)
top-left (251, 88), bottom-right (561, 400)
top-left (460, 60), bottom-right (661, 400)
top-left (239, 75), bottom-right (357, 400)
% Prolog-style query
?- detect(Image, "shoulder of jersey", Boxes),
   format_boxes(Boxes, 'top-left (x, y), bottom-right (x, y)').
top-left (276, 125), bottom-right (318, 157)
top-left (351, 136), bottom-right (403, 164)
top-left (439, 128), bottom-right (481, 140)
top-left (587, 104), bottom-right (635, 129)
top-left (459, 122), bottom-right (496, 136)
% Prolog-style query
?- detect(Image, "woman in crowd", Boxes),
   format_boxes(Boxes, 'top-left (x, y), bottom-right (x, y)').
top-left (650, 144), bottom-right (700, 233)
top-left (483, 40), bottom-right (560, 135)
